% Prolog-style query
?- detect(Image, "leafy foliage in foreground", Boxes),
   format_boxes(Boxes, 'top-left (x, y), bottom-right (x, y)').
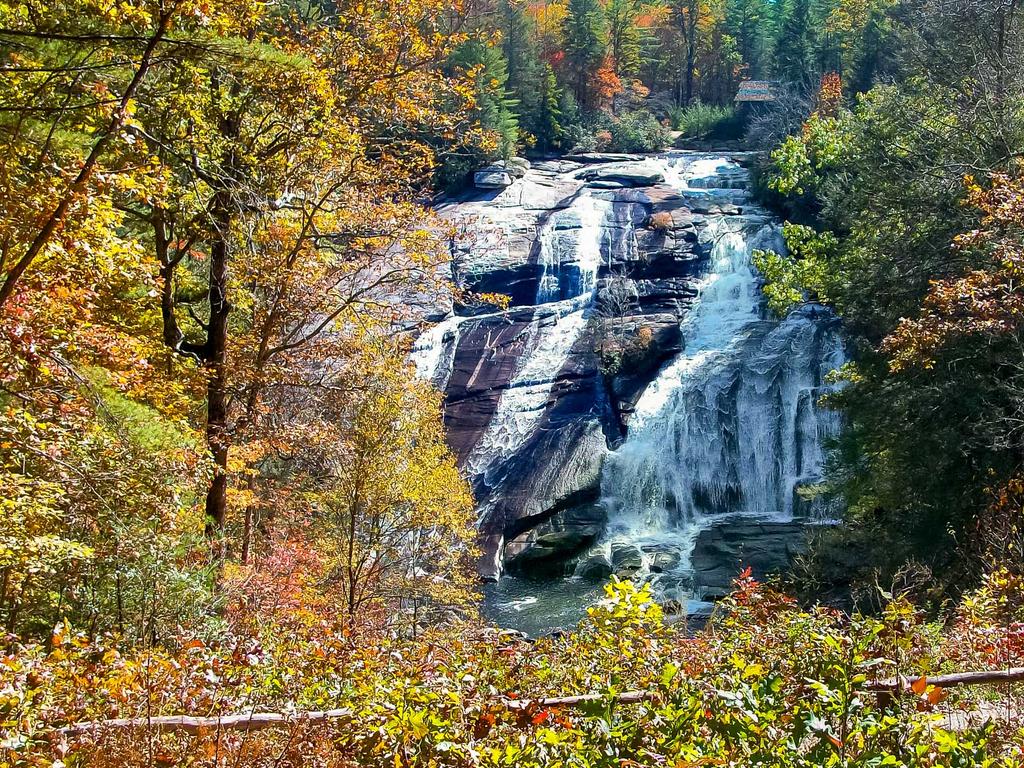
top-left (4, 576), bottom-right (1022, 767)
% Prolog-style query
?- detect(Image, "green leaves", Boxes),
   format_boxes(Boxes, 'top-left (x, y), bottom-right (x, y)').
top-left (753, 222), bottom-right (837, 315)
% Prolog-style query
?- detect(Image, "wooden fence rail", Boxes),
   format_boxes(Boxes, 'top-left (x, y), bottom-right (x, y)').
top-left (55, 667), bottom-right (1024, 737)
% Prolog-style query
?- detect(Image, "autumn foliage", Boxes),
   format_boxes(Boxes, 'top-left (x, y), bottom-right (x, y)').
top-left (0, 0), bottom-right (478, 644)
top-left (2, 576), bottom-right (1022, 766)
top-left (885, 174), bottom-right (1024, 373)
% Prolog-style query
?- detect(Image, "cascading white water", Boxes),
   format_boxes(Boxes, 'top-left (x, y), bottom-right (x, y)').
top-left (594, 157), bottom-right (845, 592)
top-left (410, 314), bottom-right (468, 389)
top-left (464, 193), bottom-right (613, 485)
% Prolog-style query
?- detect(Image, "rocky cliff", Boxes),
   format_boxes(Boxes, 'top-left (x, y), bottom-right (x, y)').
top-left (414, 152), bottom-right (843, 612)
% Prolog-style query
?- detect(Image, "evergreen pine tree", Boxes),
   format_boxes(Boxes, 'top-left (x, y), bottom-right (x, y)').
top-left (563, 0), bottom-right (609, 106)
top-left (726, 0), bottom-right (769, 78)
top-left (449, 39), bottom-right (520, 158)
top-left (534, 64), bottom-right (564, 152)
top-left (774, 0), bottom-right (814, 85)
top-left (606, 0), bottom-right (644, 77)
top-left (501, 0), bottom-right (543, 147)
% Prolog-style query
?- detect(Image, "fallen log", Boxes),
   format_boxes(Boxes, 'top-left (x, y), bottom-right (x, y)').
top-left (58, 708), bottom-right (353, 737)
top-left (501, 690), bottom-right (657, 710)
top-left (52, 667), bottom-right (1024, 736)
top-left (864, 667), bottom-right (1024, 692)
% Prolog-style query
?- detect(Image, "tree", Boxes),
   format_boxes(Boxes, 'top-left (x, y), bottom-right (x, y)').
top-left (0, 0), bottom-right (480, 639)
top-left (314, 346), bottom-right (477, 624)
top-left (0, 0), bottom-right (186, 311)
top-left (449, 38), bottom-right (520, 158)
top-left (534, 64), bottom-right (565, 152)
top-left (606, 0), bottom-right (645, 77)
top-left (563, 0), bottom-right (609, 106)
top-left (774, 0), bottom-right (815, 85)
top-left (122, 0), bottom-right (475, 565)
top-left (501, 0), bottom-right (543, 140)
top-left (726, 0), bottom-right (770, 78)
top-left (663, 0), bottom-right (728, 106)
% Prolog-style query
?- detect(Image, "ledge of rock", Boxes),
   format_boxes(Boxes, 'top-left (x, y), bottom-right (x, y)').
top-left (578, 162), bottom-right (666, 188)
top-left (474, 167), bottom-right (514, 189)
top-left (569, 152), bottom-right (646, 164)
top-left (691, 520), bottom-right (809, 599)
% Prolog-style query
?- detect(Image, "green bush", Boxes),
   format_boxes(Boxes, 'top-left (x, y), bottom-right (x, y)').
top-left (607, 110), bottom-right (671, 153)
top-left (670, 101), bottom-right (744, 140)
top-left (563, 122), bottom-right (600, 153)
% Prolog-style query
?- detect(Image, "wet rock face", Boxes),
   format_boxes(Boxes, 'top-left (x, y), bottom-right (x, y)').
top-left (690, 521), bottom-right (809, 598)
top-left (417, 154), bottom-right (750, 579)
top-left (503, 504), bottom-right (606, 576)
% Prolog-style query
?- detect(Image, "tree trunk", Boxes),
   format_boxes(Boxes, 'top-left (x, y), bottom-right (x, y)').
top-left (204, 184), bottom-right (232, 556)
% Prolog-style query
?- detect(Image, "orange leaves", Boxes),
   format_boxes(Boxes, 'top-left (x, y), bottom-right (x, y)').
top-left (910, 674), bottom-right (928, 695)
top-left (591, 60), bottom-right (624, 106)
top-left (817, 72), bottom-right (843, 118)
top-left (472, 711), bottom-right (496, 739)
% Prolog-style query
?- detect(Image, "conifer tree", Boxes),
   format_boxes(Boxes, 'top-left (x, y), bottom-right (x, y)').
top-left (563, 0), bottom-right (609, 106)
top-left (605, 0), bottom-right (645, 77)
top-left (726, 0), bottom-right (769, 78)
top-left (450, 39), bottom-right (520, 157)
top-left (534, 64), bottom-right (564, 152)
top-left (501, 0), bottom-right (543, 146)
top-left (774, 0), bottom-right (815, 85)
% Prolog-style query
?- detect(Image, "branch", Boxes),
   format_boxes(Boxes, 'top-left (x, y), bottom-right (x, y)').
top-left (58, 708), bottom-right (354, 737)
top-left (0, 3), bottom-right (179, 310)
top-left (49, 667), bottom-right (1024, 737)
top-left (864, 667), bottom-right (1024, 692)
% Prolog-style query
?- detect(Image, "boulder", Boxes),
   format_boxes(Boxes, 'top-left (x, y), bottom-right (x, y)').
top-left (504, 504), bottom-right (606, 575)
top-left (691, 520), bottom-right (808, 598)
top-left (577, 162), bottom-right (665, 188)
top-left (475, 167), bottom-right (514, 189)
top-left (611, 543), bottom-right (643, 576)
top-left (507, 157), bottom-right (531, 177)
top-left (649, 550), bottom-right (682, 574)
top-left (576, 553), bottom-right (613, 581)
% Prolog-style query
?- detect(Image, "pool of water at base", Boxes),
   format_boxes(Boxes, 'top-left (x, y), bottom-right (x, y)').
top-left (480, 576), bottom-right (715, 638)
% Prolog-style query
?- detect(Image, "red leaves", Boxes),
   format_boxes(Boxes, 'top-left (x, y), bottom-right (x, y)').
top-left (472, 711), bottom-right (495, 739)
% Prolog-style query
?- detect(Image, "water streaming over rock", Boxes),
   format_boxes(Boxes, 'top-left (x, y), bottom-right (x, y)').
top-left (555, 155), bottom-right (848, 612)
top-left (593, 211), bottom-right (845, 602)
top-left (464, 192), bottom-right (613, 486)
top-left (417, 152), bottom-right (845, 632)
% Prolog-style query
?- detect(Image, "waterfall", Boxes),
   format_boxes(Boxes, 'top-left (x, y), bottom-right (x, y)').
top-left (410, 314), bottom-right (468, 389)
top-left (464, 192), bottom-right (613, 486)
top-left (418, 152), bottom-right (845, 630)
top-left (594, 159), bottom-right (845, 593)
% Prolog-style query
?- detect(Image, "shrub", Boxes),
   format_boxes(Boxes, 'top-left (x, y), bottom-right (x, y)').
top-left (7, 577), bottom-right (1023, 766)
top-left (608, 110), bottom-right (671, 153)
top-left (647, 212), bottom-right (673, 232)
top-left (563, 123), bottom-right (598, 154)
top-left (670, 101), bottom-right (744, 141)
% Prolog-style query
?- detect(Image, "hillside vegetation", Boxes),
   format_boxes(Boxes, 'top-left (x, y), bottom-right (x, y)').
top-left (1, 0), bottom-right (1023, 764)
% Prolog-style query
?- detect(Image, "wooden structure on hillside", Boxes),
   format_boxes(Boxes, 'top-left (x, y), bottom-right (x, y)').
top-left (735, 80), bottom-right (779, 103)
